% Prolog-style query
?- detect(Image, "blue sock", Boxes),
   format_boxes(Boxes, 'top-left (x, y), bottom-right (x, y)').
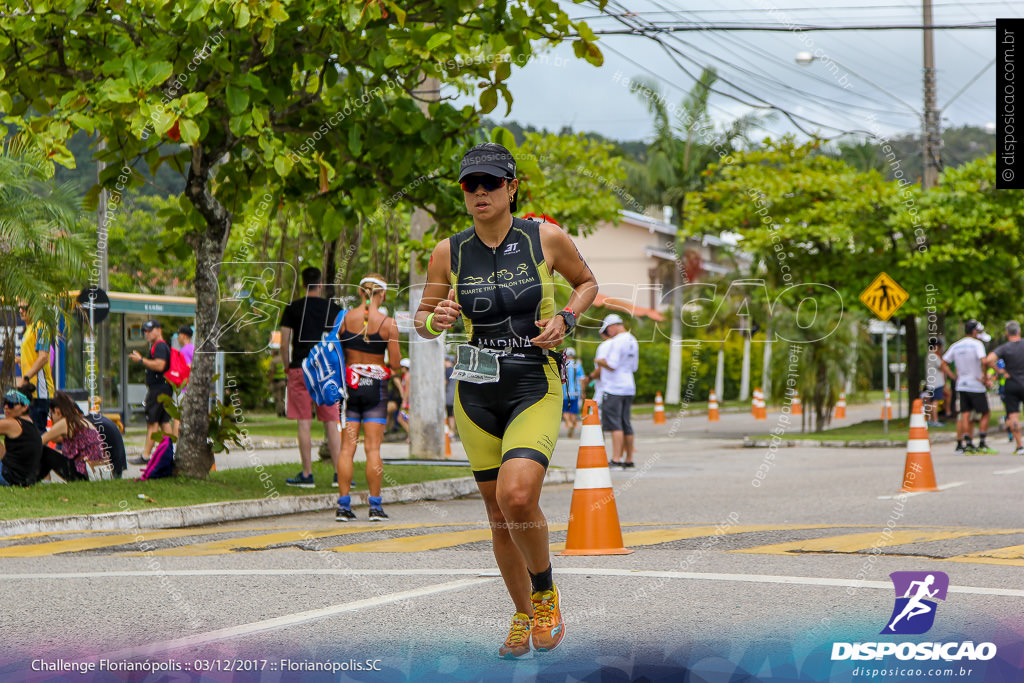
top-left (337, 495), bottom-right (351, 509)
top-left (368, 496), bottom-right (382, 508)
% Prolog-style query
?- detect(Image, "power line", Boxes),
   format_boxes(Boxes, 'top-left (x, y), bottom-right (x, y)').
top-left (586, 22), bottom-right (994, 34)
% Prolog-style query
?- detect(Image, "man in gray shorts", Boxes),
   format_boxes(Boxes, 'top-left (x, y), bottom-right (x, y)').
top-left (595, 314), bottom-right (639, 469)
top-left (986, 321), bottom-right (1024, 456)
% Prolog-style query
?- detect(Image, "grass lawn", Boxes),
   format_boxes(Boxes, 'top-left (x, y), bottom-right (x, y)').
top-left (749, 417), bottom-right (958, 442)
top-left (0, 460), bottom-right (472, 521)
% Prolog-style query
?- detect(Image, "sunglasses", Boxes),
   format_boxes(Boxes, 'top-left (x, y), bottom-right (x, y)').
top-left (460, 175), bottom-right (507, 193)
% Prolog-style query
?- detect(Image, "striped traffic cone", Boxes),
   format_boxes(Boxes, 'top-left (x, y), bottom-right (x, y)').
top-left (791, 390), bottom-right (803, 416)
top-left (708, 390), bottom-right (720, 422)
top-left (653, 392), bottom-right (666, 424)
top-left (835, 392), bottom-right (847, 419)
top-left (881, 390), bottom-right (893, 420)
top-left (753, 388), bottom-right (767, 420)
top-left (899, 399), bottom-right (939, 492)
top-left (444, 425), bottom-right (453, 458)
top-left (559, 400), bottom-right (633, 556)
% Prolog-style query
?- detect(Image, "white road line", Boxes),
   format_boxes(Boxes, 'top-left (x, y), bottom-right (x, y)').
top-left (7, 567), bottom-right (1024, 599)
top-left (91, 577), bottom-right (493, 660)
top-left (994, 466), bottom-right (1024, 475)
top-left (877, 481), bottom-right (966, 500)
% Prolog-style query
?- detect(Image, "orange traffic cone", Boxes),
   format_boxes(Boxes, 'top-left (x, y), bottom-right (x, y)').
top-left (899, 399), bottom-right (939, 492)
top-left (881, 390), bottom-right (893, 420)
top-left (835, 392), bottom-right (847, 419)
top-left (791, 390), bottom-right (803, 416)
top-left (444, 425), bottom-right (453, 458)
top-left (653, 392), bottom-right (666, 424)
top-left (708, 390), bottom-right (720, 422)
top-left (559, 400), bottom-right (633, 556)
top-left (751, 388), bottom-right (758, 417)
top-left (753, 388), bottom-right (767, 420)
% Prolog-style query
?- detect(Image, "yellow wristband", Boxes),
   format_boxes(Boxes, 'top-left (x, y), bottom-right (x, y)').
top-left (425, 312), bottom-right (441, 336)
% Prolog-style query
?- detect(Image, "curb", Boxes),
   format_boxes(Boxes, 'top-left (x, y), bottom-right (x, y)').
top-left (0, 470), bottom-right (575, 535)
top-left (742, 434), bottom-right (957, 449)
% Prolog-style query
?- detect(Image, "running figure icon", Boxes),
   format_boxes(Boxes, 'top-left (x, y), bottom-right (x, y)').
top-left (881, 571), bottom-right (949, 635)
top-left (888, 575), bottom-right (938, 631)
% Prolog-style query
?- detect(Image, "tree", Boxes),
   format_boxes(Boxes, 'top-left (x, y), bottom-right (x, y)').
top-left (0, 0), bottom-right (604, 477)
top-left (685, 138), bottom-right (897, 429)
top-left (0, 135), bottom-right (88, 389)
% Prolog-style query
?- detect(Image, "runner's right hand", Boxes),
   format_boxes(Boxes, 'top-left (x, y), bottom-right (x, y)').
top-left (432, 289), bottom-right (462, 330)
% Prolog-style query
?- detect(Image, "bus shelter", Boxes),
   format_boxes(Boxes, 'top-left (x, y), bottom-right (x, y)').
top-left (61, 292), bottom-right (196, 426)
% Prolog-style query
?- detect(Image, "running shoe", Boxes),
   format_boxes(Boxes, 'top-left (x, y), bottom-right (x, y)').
top-left (128, 456), bottom-right (149, 466)
top-left (368, 507), bottom-right (390, 521)
top-left (286, 472), bottom-right (315, 488)
top-left (530, 586), bottom-right (565, 652)
top-left (974, 445), bottom-right (999, 455)
top-left (608, 460), bottom-right (623, 470)
top-left (622, 461), bottom-right (636, 469)
top-left (954, 445), bottom-right (966, 455)
top-left (335, 506), bottom-right (357, 522)
top-left (1013, 447), bottom-right (1024, 456)
top-left (499, 612), bottom-right (532, 659)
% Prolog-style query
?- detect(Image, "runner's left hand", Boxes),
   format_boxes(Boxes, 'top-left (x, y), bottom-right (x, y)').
top-left (531, 316), bottom-right (566, 349)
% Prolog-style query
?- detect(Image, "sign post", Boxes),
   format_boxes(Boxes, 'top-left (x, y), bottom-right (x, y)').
top-left (859, 273), bottom-right (908, 435)
top-left (76, 287), bottom-right (110, 415)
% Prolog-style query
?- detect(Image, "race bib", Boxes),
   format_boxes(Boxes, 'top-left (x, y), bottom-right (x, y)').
top-left (451, 344), bottom-right (501, 384)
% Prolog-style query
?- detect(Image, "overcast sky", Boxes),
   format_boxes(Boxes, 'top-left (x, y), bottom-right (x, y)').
top-left (447, 0), bottom-right (1018, 144)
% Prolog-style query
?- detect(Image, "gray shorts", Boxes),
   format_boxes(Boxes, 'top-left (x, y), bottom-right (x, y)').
top-left (601, 393), bottom-right (634, 435)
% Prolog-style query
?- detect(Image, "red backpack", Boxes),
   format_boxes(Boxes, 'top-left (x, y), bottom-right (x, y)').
top-left (152, 342), bottom-right (191, 388)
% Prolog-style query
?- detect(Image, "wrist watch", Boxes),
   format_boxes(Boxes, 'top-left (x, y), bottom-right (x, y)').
top-left (556, 308), bottom-right (577, 333)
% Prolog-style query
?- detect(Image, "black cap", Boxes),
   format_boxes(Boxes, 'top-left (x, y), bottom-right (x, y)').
top-left (177, 325), bottom-right (193, 337)
top-left (142, 319), bottom-right (161, 332)
top-left (965, 319), bottom-right (981, 335)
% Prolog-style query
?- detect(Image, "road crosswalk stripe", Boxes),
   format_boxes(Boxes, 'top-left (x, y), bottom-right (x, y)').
top-left (733, 528), bottom-right (1024, 555)
top-left (130, 523), bottom-right (465, 557)
top-left (945, 544), bottom-right (1024, 566)
top-left (0, 528), bottom-right (235, 558)
top-left (548, 524), bottom-right (844, 553)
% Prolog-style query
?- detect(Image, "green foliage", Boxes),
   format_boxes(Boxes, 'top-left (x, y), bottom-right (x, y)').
top-left (160, 387), bottom-right (245, 455)
top-left (218, 301), bottom-right (272, 410)
top-left (0, 135), bottom-right (90, 387)
top-left (515, 130), bottom-right (630, 235)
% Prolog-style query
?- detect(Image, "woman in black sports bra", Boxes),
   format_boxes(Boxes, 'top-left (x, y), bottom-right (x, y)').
top-left (414, 143), bottom-right (597, 658)
top-left (335, 274), bottom-right (404, 522)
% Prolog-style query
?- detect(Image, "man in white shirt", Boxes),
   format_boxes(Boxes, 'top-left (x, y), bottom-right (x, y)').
top-left (594, 314), bottom-right (639, 469)
top-left (941, 320), bottom-right (994, 454)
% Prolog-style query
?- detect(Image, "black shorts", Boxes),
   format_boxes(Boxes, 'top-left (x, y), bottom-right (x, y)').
top-left (455, 356), bottom-right (561, 482)
top-left (345, 377), bottom-right (388, 425)
top-left (145, 383), bottom-right (173, 425)
top-left (957, 390), bottom-right (989, 416)
top-left (1003, 379), bottom-right (1024, 415)
top-left (601, 393), bottom-right (635, 435)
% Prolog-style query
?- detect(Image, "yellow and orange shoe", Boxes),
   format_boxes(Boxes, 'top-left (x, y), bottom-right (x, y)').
top-left (530, 586), bottom-right (565, 652)
top-left (499, 611), bottom-right (532, 659)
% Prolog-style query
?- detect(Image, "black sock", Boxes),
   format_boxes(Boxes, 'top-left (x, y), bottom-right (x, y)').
top-left (529, 564), bottom-right (553, 593)
top-left (979, 433), bottom-right (987, 447)
top-left (957, 439), bottom-right (963, 448)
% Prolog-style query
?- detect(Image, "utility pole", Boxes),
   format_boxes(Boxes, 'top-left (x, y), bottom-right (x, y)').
top-left (408, 75), bottom-right (445, 460)
top-left (922, 0), bottom-right (940, 191)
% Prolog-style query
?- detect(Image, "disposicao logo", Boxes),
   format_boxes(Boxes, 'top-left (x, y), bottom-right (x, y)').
top-left (831, 571), bottom-right (997, 663)
top-left (881, 571), bottom-right (948, 635)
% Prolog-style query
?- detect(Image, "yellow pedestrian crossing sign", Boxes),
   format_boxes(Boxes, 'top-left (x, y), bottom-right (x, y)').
top-left (859, 272), bottom-right (908, 321)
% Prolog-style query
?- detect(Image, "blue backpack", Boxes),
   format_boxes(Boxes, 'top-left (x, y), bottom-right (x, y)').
top-left (136, 436), bottom-right (174, 480)
top-left (301, 310), bottom-right (348, 408)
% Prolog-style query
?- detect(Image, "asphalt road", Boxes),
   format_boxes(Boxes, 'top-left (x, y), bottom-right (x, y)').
top-left (2, 403), bottom-right (1022, 682)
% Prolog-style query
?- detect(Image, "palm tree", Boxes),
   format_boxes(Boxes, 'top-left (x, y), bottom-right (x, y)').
top-left (0, 135), bottom-right (88, 388)
top-left (626, 67), bottom-right (768, 403)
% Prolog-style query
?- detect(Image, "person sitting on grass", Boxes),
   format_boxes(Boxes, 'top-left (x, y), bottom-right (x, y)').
top-left (0, 387), bottom-right (41, 487)
top-left (38, 391), bottom-right (106, 482)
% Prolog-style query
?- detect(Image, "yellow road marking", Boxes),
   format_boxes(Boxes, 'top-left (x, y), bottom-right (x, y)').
top-left (548, 524), bottom-right (842, 553)
top-left (0, 529), bottom-right (224, 558)
top-left (131, 523), bottom-right (474, 556)
top-left (946, 544), bottom-right (1024, 566)
top-left (332, 524), bottom-right (571, 553)
top-left (733, 529), bottom-right (1024, 555)
top-left (0, 530), bottom-right (93, 542)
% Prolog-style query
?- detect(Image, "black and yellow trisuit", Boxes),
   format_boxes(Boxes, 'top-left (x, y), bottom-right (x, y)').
top-left (449, 217), bottom-right (563, 482)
